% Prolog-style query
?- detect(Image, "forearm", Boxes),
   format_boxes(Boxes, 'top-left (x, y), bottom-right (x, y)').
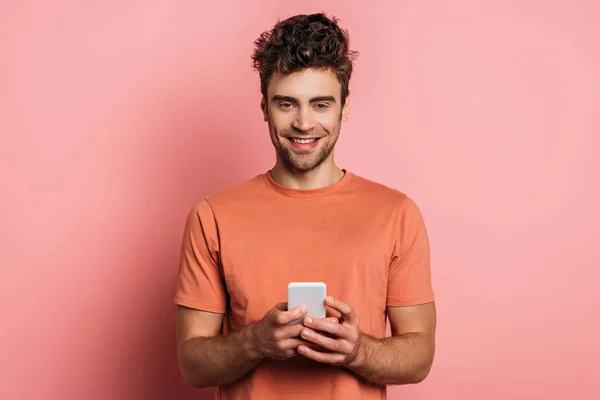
top-left (347, 332), bottom-right (434, 386)
top-left (179, 322), bottom-right (263, 388)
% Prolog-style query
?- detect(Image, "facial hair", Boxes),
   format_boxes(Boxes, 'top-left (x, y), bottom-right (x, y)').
top-left (269, 113), bottom-right (343, 173)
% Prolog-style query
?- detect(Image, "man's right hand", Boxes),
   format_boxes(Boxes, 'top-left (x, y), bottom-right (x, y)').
top-left (250, 302), bottom-right (339, 360)
top-left (250, 302), bottom-right (308, 360)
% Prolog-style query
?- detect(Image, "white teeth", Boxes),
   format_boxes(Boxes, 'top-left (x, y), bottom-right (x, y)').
top-left (290, 138), bottom-right (317, 144)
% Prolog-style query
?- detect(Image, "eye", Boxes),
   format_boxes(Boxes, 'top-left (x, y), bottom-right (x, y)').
top-left (315, 103), bottom-right (329, 110)
top-left (279, 102), bottom-right (292, 109)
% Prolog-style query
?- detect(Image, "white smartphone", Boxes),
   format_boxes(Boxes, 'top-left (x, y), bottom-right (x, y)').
top-left (287, 282), bottom-right (327, 325)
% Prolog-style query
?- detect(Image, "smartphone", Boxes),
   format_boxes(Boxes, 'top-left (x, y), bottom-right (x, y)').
top-left (287, 282), bottom-right (327, 325)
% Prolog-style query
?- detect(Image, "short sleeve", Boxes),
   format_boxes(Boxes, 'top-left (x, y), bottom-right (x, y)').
top-left (174, 199), bottom-right (227, 313)
top-left (387, 196), bottom-right (435, 307)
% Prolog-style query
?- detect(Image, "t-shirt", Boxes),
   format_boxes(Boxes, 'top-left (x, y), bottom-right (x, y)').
top-left (174, 170), bottom-right (435, 400)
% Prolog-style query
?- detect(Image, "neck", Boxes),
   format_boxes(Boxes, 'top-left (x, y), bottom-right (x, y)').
top-left (269, 161), bottom-right (345, 190)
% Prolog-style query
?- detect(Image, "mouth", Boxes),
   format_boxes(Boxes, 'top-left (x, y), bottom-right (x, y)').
top-left (288, 137), bottom-right (320, 144)
top-left (287, 137), bottom-right (321, 150)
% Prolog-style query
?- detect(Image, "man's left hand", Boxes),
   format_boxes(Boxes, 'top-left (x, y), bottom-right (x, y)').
top-left (297, 296), bottom-right (363, 367)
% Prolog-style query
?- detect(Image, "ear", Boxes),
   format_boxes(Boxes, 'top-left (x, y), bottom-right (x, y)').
top-left (341, 96), bottom-right (350, 122)
top-left (261, 97), bottom-right (268, 122)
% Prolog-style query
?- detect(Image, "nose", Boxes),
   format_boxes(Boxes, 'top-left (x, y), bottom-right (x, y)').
top-left (291, 108), bottom-right (316, 132)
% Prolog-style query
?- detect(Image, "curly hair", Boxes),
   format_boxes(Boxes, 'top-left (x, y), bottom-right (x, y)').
top-left (251, 13), bottom-right (358, 106)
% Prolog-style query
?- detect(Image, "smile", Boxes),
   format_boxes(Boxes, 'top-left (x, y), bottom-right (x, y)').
top-left (289, 138), bottom-right (319, 144)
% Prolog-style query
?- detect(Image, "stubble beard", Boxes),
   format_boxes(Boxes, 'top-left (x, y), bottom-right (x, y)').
top-left (269, 117), bottom-right (342, 173)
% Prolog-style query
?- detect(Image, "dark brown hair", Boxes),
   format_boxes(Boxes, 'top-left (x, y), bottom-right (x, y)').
top-left (251, 13), bottom-right (358, 106)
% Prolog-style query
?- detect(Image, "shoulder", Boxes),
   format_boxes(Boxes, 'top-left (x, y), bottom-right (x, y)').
top-left (348, 173), bottom-right (426, 225)
top-left (349, 173), bottom-right (416, 209)
top-left (350, 174), bottom-right (428, 240)
top-left (188, 174), bottom-right (266, 212)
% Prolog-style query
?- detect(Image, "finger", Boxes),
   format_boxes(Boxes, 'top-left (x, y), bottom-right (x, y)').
top-left (304, 321), bottom-right (338, 339)
top-left (303, 316), bottom-right (352, 340)
top-left (275, 302), bottom-right (306, 313)
top-left (300, 328), bottom-right (351, 354)
top-left (325, 306), bottom-right (342, 320)
top-left (301, 340), bottom-right (334, 353)
top-left (325, 296), bottom-right (357, 324)
top-left (278, 338), bottom-right (306, 350)
top-left (297, 344), bottom-right (346, 365)
top-left (278, 322), bottom-right (308, 339)
top-left (286, 338), bottom-right (338, 354)
top-left (273, 305), bottom-right (307, 325)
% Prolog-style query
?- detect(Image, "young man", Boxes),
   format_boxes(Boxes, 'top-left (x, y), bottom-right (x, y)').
top-left (175, 13), bottom-right (436, 400)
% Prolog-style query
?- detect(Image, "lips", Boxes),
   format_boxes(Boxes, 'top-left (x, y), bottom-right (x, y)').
top-left (287, 137), bottom-right (321, 150)
top-left (289, 137), bottom-right (319, 144)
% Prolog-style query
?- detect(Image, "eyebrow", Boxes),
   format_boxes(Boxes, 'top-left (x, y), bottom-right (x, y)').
top-left (271, 95), bottom-right (337, 104)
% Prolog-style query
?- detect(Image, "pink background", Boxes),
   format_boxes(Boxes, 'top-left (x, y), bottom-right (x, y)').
top-left (1, 1), bottom-right (599, 399)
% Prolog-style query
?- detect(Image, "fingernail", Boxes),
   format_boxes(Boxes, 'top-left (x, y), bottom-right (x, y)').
top-left (301, 307), bottom-right (307, 313)
top-left (305, 317), bottom-right (313, 324)
top-left (326, 297), bottom-right (333, 305)
top-left (302, 330), bottom-right (311, 338)
top-left (298, 346), bottom-right (306, 353)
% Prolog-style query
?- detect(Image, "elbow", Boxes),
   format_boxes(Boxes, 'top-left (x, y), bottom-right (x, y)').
top-left (178, 350), bottom-right (215, 389)
top-left (180, 363), bottom-right (215, 389)
top-left (410, 342), bottom-right (435, 384)
top-left (389, 359), bottom-right (433, 385)
top-left (178, 338), bottom-right (216, 389)
top-left (410, 365), bottom-right (431, 384)
top-left (409, 357), bottom-right (434, 384)
top-left (179, 362), bottom-right (207, 389)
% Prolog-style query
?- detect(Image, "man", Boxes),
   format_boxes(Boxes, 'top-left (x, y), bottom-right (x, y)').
top-left (174, 13), bottom-right (436, 400)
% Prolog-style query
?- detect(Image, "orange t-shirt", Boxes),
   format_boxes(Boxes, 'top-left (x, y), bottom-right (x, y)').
top-left (174, 170), bottom-right (434, 400)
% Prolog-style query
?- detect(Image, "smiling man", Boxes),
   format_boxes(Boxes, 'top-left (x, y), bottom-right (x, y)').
top-left (174, 13), bottom-right (436, 400)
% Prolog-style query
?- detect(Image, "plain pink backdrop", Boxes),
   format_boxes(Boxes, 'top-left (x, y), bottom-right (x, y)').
top-left (1, 1), bottom-right (599, 399)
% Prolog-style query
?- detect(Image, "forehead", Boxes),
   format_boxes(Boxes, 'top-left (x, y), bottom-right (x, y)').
top-left (267, 68), bottom-right (341, 100)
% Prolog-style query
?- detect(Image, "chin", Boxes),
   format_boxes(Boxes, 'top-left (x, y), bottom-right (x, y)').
top-left (296, 158), bottom-right (328, 172)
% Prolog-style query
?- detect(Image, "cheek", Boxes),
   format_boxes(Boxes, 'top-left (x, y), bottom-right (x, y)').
top-left (318, 117), bottom-right (339, 133)
top-left (318, 110), bottom-right (341, 125)
top-left (269, 115), bottom-right (293, 134)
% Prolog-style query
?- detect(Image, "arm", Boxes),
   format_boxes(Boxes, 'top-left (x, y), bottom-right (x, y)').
top-left (175, 202), bottom-right (265, 388)
top-left (177, 302), bottom-right (312, 388)
top-left (176, 306), bottom-right (263, 388)
top-left (175, 202), bottom-right (336, 388)
top-left (297, 196), bottom-right (436, 384)
top-left (348, 195), bottom-right (436, 385)
top-left (297, 298), bottom-right (436, 386)
top-left (347, 302), bottom-right (436, 385)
